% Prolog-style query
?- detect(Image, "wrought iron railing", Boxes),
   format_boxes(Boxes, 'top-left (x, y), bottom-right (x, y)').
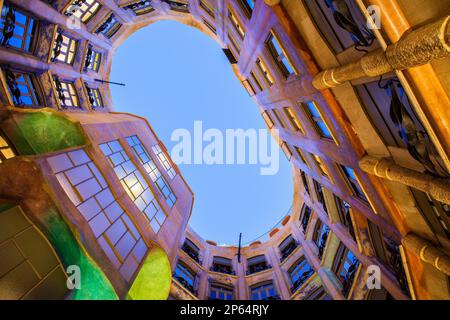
top-left (291, 269), bottom-right (314, 293)
top-left (246, 263), bottom-right (272, 275)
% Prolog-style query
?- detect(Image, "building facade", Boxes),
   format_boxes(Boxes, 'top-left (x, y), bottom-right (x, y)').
top-left (0, 0), bottom-right (449, 300)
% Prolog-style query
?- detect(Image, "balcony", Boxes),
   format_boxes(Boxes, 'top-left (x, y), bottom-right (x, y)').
top-left (210, 264), bottom-right (235, 276)
top-left (246, 263), bottom-right (272, 275)
top-left (280, 241), bottom-right (299, 262)
top-left (181, 243), bottom-right (201, 264)
top-left (291, 269), bottom-right (314, 293)
top-left (173, 275), bottom-right (196, 295)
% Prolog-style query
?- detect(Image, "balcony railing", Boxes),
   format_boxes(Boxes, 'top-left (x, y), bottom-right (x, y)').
top-left (246, 263), bottom-right (272, 275)
top-left (290, 269), bottom-right (314, 293)
top-left (210, 264), bottom-right (235, 275)
top-left (265, 294), bottom-right (281, 300)
top-left (280, 242), bottom-right (299, 262)
top-left (1, 5), bottom-right (15, 48)
top-left (181, 244), bottom-right (201, 264)
top-left (173, 275), bottom-right (196, 295)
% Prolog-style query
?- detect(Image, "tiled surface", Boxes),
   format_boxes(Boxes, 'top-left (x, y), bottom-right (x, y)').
top-left (126, 135), bottom-right (177, 208)
top-left (0, 206), bottom-right (68, 299)
top-left (152, 144), bottom-right (177, 179)
top-left (47, 149), bottom-right (148, 282)
top-left (99, 140), bottom-right (167, 233)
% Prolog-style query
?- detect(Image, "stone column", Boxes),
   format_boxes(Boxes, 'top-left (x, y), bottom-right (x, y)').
top-left (312, 16), bottom-right (450, 90)
top-left (359, 156), bottom-right (450, 205)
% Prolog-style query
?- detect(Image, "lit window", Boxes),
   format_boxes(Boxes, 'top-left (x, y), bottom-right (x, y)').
top-left (310, 153), bottom-right (330, 178)
top-left (0, 4), bottom-right (38, 52)
top-left (122, 0), bottom-right (154, 16)
top-left (199, 0), bottom-right (214, 18)
top-left (272, 109), bottom-right (287, 129)
top-left (228, 8), bottom-right (245, 39)
top-left (261, 111), bottom-right (274, 129)
top-left (4, 68), bottom-right (40, 107)
top-left (85, 86), bottom-right (104, 109)
top-left (256, 58), bottom-right (274, 86)
top-left (126, 135), bottom-right (177, 208)
top-left (152, 144), bottom-right (177, 179)
top-left (266, 32), bottom-right (296, 78)
top-left (210, 284), bottom-right (233, 300)
top-left (250, 71), bottom-right (263, 92)
top-left (84, 45), bottom-right (101, 72)
top-left (96, 13), bottom-right (122, 38)
top-left (99, 140), bottom-right (167, 233)
top-left (283, 107), bottom-right (304, 133)
top-left (52, 29), bottom-right (78, 65)
top-left (237, 0), bottom-right (254, 18)
top-left (281, 142), bottom-right (293, 161)
top-left (294, 147), bottom-right (307, 165)
top-left (289, 258), bottom-right (314, 293)
top-left (0, 132), bottom-right (15, 163)
top-left (53, 77), bottom-right (79, 109)
top-left (227, 30), bottom-right (240, 55)
top-left (202, 18), bottom-right (216, 34)
top-left (47, 149), bottom-right (149, 281)
top-left (332, 243), bottom-right (360, 297)
top-left (339, 165), bottom-right (368, 203)
top-left (303, 100), bottom-right (335, 142)
top-left (250, 282), bottom-right (279, 300)
top-left (64, 0), bottom-right (102, 23)
top-left (174, 261), bottom-right (196, 293)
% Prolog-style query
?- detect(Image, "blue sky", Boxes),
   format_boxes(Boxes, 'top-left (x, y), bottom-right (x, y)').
top-left (111, 20), bottom-right (293, 245)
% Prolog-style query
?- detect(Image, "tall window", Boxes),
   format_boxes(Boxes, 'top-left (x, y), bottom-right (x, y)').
top-left (52, 29), bottom-right (78, 65)
top-left (152, 144), bottom-right (177, 179)
top-left (265, 31), bottom-right (296, 78)
top-left (237, 0), bottom-right (254, 19)
top-left (96, 13), bottom-right (122, 38)
top-left (256, 58), bottom-right (274, 86)
top-left (279, 235), bottom-right (298, 262)
top-left (228, 8), bottom-right (245, 39)
top-left (211, 257), bottom-right (234, 275)
top-left (64, 0), bottom-right (102, 23)
top-left (303, 100), bottom-right (335, 142)
top-left (247, 255), bottom-right (270, 275)
top-left (294, 147), bottom-right (308, 165)
top-left (182, 238), bottom-right (200, 264)
top-left (280, 142), bottom-right (293, 161)
top-left (84, 46), bottom-right (101, 72)
top-left (174, 261), bottom-right (196, 294)
top-left (122, 0), bottom-right (155, 16)
top-left (300, 170), bottom-right (310, 196)
top-left (289, 258), bottom-right (314, 293)
top-left (99, 140), bottom-right (167, 233)
top-left (53, 78), bottom-right (79, 109)
top-left (339, 165), bottom-right (368, 203)
top-left (227, 30), bottom-right (240, 55)
top-left (0, 132), bottom-right (15, 163)
top-left (250, 282), bottom-right (279, 300)
top-left (272, 109), bottom-right (287, 129)
top-left (283, 107), bottom-right (304, 133)
top-left (310, 153), bottom-right (330, 179)
top-left (312, 220), bottom-right (330, 260)
top-left (47, 149), bottom-right (148, 281)
top-left (4, 69), bottom-right (40, 107)
top-left (199, 0), bottom-right (214, 19)
top-left (335, 195), bottom-right (356, 241)
top-left (261, 110), bottom-right (275, 129)
top-left (313, 179), bottom-right (328, 214)
top-left (127, 135), bottom-right (177, 207)
top-left (250, 71), bottom-right (263, 92)
top-left (332, 243), bottom-right (360, 297)
top-left (210, 284), bottom-right (233, 300)
top-left (300, 204), bottom-right (312, 233)
top-left (85, 86), bottom-right (104, 109)
top-left (0, 4), bottom-right (38, 52)
top-left (202, 18), bottom-right (216, 34)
